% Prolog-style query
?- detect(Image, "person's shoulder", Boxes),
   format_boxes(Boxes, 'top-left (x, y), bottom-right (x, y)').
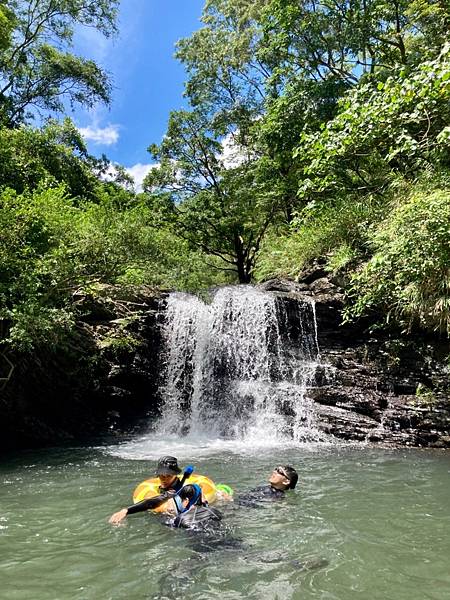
top-left (254, 484), bottom-right (284, 496)
top-left (235, 484), bottom-right (286, 508)
top-left (248, 484), bottom-right (270, 493)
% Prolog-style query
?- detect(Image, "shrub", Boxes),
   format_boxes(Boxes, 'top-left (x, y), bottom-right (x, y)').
top-left (346, 186), bottom-right (450, 334)
top-left (255, 193), bottom-right (386, 280)
top-left (0, 184), bottom-right (228, 350)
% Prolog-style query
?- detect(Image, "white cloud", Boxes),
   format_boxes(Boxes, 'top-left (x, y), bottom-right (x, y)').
top-left (99, 163), bottom-right (121, 183)
top-left (78, 124), bottom-right (120, 145)
top-left (125, 163), bottom-right (158, 192)
top-left (220, 132), bottom-right (249, 168)
top-left (96, 162), bottom-right (158, 192)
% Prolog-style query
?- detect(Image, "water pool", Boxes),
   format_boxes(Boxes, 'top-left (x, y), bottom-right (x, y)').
top-left (1, 439), bottom-right (449, 600)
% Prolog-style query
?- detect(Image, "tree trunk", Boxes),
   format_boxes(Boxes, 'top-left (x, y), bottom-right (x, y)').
top-left (234, 234), bottom-right (252, 284)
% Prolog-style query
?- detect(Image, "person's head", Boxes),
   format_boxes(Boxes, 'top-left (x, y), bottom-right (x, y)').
top-left (156, 455), bottom-right (181, 489)
top-left (269, 465), bottom-right (298, 490)
top-left (178, 484), bottom-right (203, 508)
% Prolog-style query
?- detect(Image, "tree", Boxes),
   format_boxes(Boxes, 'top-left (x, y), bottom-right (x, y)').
top-left (144, 109), bottom-right (277, 283)
top-left (0, 117), bottom-right (101, 199)
top-left (0, 0), bottom-right (118, 126)
top-left (295, 44), bottom-right (450, 200)
top-left (262, 0), bottom-right (429, 85)
top-left (174, 0), bottom-right (359, 223)
top-left (0, 2), bottom-right (15, 52)
top-left (346, 186), bottom-right (450, 335)
top-left (176, 0), bottom-right (270, 117)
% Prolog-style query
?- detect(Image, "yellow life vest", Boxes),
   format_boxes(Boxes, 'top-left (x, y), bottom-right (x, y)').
top-left (132, 474), bottom-right (218, 514)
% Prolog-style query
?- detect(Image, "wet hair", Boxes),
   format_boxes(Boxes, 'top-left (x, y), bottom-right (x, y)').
top-left (178, 485), bottom-right (196, 501)
top-left (178, 483), bottom-right (203, 506)
top-left (282, 465), bottom-right (298, 489)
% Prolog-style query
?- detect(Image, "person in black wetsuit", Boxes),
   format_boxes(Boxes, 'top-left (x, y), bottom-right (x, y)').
top-left (171, 484), bottom-right (222, 529)
top-left (109, 455), bottom-right (187, 524)
top-left (236, 464), bottom-right (298, 507)
top-left (108, 455), bottom-right (223, 530)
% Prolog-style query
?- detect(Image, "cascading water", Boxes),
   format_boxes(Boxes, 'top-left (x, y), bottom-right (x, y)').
top-left (157, 286), bottom-right (324, 443)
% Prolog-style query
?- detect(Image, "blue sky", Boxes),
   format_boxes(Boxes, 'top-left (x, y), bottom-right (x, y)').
top-left (72, 0), bottom-right (205, 188)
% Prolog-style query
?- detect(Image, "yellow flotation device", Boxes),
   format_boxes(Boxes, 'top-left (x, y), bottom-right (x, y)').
top-left (132, 474), bottom-right (218, 514)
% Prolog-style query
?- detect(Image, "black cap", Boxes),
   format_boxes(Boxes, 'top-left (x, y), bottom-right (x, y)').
top-left (156, 456), bottom-right (181, 476)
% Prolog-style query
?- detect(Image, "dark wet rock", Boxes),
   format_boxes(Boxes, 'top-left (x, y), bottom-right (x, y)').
top-left (309, 277), bottom-right (336, 294)
top-left (1, 278), bottom-right (449, 450)
top-left (296, 258), bottom-right (328, 285)
top-left (262, 277), bottom-right (450, 448)
top-left (260, 278), bottom-right (309, 293)
top-left (0, 286), bottom-right (166, 451)
top-left (312, 338), bottom-right (450, 447)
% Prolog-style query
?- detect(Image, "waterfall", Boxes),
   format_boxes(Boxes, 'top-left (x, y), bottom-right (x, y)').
top-left (157, 286), bottom-right (323, 442)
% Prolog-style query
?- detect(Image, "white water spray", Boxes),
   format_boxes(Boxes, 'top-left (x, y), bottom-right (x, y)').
top-left (157, 286), bottom-right (324, 443)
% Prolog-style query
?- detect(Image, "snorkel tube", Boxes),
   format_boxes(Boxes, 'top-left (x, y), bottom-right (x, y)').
top-left (179, 464), bottom-right (194, 486)
top-left (139, 466), bottom-right (196, 511)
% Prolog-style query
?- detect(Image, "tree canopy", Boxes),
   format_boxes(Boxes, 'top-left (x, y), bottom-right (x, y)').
top-left (142, 0), bottom-right (450, 333)
top-left (0, 0), bottom-right (118, 126)
top-left (2, 0), bottom-right (450, 351)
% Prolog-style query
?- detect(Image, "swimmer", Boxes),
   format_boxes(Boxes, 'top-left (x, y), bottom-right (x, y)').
top-left (109, 456), bottom-right (218, 527)
top-left (237, 465), bottom-right (298, 507)
top-left (171, 484), bottom-right (222, 529)
top-left (109, 456), bottom-right (186, 524)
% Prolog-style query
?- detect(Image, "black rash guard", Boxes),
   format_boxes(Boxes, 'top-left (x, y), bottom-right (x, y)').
top-left (172, 505), bottom-right (222, 529)
top-left (126, 478), bottom-right (183, 515)
top-left (236, 484), bottom-right (285, 508)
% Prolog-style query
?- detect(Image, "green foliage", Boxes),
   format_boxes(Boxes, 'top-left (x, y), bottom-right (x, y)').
top-left (0, 3), bottom-right (238, 353)
top-left (255, 193), bottom-right (386, 280)
top-left (2, 0), bottom-right (450, 351)
top-left (5, 304), bottom-right (75, 353)
top-left (0, 118), bottom-right (99, 198)
top-left (296, 44), bottom-right (450, 200)
top-left (146, 110), bottom-right (224, 202)
top-left (346, 185), bottom-right (450, 334)
top-left (326, 244), bottom-right (360, 274)
top-left (0, 3), bottom-right (15, 51)
top-left (263, 0), bottom-right (447, 86)
top-left (176, 0), bottom-right (268, 118)
top-left (414, 382), bottom-right (437, 405)
top-left (0, 182), bottom-right (226, 350)
top-left (98, 327), bottom-right (142, 360)
top-left (0, 0), bottom-right (118, 125)
top-left (146, 109), bottom-right (278, 283)
top-left (0, 185), bottom-right (76, 306)
top-left (101, 333), bottom-right (139, 352)
top-left (0, 184), bottom-right (78, 350)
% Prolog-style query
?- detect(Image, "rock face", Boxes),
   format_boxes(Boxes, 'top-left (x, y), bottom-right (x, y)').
top-left (260, 275), bottom-right (450, 448)
top-left (1, 277), bottom-right (449, 451)
top-left (0, 287), bottom-right (166, 451)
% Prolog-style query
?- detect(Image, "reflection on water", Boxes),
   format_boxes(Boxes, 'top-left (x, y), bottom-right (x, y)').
top-left (0, 443), bottom-right (449, 599)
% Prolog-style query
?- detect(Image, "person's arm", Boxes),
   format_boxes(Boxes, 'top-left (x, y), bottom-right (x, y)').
top-left (108, 492), bottom-right (175, 524)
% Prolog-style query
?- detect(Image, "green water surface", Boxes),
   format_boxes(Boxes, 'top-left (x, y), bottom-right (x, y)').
top-left (1, 442), bottom-right (449, 600)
